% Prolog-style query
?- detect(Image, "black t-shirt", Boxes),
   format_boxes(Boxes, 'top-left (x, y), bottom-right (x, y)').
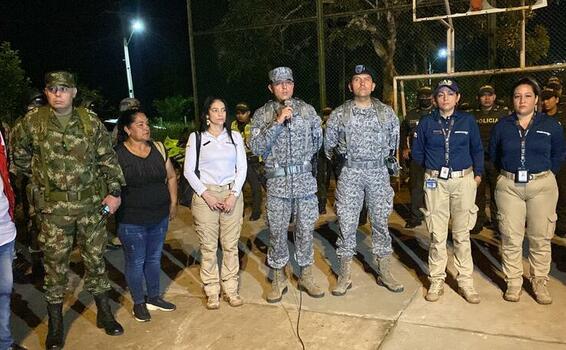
top-left (115, 142), bottom-right (170, 225)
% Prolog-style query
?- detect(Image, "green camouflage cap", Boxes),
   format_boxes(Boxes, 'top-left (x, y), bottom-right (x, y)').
top-left (45, 71), bottom-right (76, 88)
top-left (119, 97), bottom-right (141, 112)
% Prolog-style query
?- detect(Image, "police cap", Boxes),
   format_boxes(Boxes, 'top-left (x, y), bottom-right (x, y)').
top-left (434, 78), bottom-right (460, 95)
top-left (541, 88), bottom-right (559, 100)
top-left (478, 84), bottom-right (495, 96)
top-left (235, 102), bottom-right (250, 112)
top-left (417, 86), bottom-right (433, 99)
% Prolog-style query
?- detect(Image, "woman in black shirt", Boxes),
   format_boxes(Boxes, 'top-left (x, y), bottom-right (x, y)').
top-left (115, 109), bottom-right (178, 322)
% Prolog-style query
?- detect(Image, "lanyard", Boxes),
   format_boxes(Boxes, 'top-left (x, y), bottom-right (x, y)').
top-left (437, 116), bottom-right (455, 166)
top-left (516, 117), bottom-right (534, 168)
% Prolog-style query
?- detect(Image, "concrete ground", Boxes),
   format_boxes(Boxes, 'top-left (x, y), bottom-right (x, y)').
top-left (10, 183), bottom-right (566, 350)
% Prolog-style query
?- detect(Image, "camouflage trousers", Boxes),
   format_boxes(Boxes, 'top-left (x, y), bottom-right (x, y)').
top-left (266, 194), bottom-right (318, 269)
top-left (37, 211), bottom-right (111, 304)
top-left (335, 167), bottom-right (394, 258)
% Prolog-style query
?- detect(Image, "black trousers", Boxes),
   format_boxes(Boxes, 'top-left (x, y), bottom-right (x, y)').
top-left (474, 160), bottom-right (498, 226)
top-left (408, 160), bottom-right (425, 222)
top-left (246, 156), bottom-right (263, 216)
top-left (556, 165), bottom-right (566, 233)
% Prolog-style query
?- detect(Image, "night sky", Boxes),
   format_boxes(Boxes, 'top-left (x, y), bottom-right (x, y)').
top-left (1, 1), bottom-right (565, 117)
top-left (0, 0), bottom-right (226, 115)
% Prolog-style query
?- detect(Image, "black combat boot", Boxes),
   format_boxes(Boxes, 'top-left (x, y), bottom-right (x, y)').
top-left (45, 303), bottom-right (64, 350)
top-left (94, 293), bottom-right (124, 336)
top-left (30, 251), bottom-right (45, 285)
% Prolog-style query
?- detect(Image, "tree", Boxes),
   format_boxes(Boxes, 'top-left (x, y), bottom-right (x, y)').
top-left (76, 84), bottom-right (108, 117)
top-left (153, 95), bottom-right (194, 122)
top-left (0, 42), bottom-right (30, 123)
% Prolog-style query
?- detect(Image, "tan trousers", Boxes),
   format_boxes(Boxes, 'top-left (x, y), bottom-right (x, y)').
top-left (423, 172), bottom-right (478, 287)
top-left (495, 173), bottom-right (558, 287)
top-left (192, 184), bottom-right (244, 297)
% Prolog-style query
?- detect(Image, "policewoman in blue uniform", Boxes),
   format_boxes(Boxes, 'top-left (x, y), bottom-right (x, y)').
top-left (412, 79), bottom-right (484, 304)
top-left (489, 77), bottom-right (565, 305)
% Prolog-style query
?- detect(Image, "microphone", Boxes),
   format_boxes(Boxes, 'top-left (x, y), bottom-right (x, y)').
top-left (283, 99), bottom-right (292, 126)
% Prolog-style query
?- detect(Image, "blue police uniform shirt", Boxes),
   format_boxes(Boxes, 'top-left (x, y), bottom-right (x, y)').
top-left (412, 109), bottom-right (484, 176)
top-left (489, 112), bottom-right (565, 175)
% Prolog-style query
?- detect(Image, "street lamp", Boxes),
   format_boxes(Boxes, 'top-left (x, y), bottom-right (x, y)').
top-left (123, 19), bottom-right (144, 98)
top-left (428, 48), bottom-right (448, 74)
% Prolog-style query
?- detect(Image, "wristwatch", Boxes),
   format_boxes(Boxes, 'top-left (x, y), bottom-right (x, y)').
top-left (109, 189), bottom-right (121, 198)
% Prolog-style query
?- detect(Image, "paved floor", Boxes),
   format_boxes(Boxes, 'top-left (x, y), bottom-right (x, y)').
top-left (10, 185), bottom-right (566, 350)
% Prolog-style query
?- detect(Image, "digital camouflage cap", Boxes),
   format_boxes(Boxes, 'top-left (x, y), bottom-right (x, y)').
top-left (45, 71), bottom-right (76, 88)
top-left (269, 67), bottom-right (294, 83)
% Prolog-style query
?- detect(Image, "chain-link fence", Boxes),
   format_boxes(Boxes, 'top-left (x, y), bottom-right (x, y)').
top-left (189, 0), bottom-right (565, 117)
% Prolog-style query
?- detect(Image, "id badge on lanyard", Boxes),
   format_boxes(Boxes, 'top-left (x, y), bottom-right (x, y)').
top-left (438, 117), bottom-right (454, 180)
top-left (515, 119), bottom-right (533, 184)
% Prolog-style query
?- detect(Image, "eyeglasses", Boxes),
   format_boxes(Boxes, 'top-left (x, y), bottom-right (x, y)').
top-left (46, 86), bottom-right (72, 94)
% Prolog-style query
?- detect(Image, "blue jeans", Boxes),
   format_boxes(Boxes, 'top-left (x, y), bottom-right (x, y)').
top-left (0, 239), bottom-right (14, 350)
top-left (118, 217), bottom-right (168, 305)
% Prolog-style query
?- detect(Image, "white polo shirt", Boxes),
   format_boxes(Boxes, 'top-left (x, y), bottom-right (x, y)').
top-left (184, 129), bottom-right (247, 197)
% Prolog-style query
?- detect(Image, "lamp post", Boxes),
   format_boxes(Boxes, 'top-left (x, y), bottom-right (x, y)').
top-left (428, 48), bottom-right (448, 75)
top-left (427, 48), bottom-right (448, 85)
top-left (123, 19), bottom-right (144, 98)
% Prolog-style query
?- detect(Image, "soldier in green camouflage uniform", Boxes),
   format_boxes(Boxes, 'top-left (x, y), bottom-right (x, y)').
top-left (10, 71), bottom-right (126, 349)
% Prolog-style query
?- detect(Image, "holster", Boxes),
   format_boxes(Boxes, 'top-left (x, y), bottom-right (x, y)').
top-left (26, 183), bottom-right (46, 210)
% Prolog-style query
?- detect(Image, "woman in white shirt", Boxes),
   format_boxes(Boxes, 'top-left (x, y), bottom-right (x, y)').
top-left (184, 96), bottom-right (247, 310)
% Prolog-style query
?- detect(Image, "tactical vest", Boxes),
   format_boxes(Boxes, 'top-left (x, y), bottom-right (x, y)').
top-left (338, 97), bottom-right (396, 157)
top-left (30, 106), bottom-right (102, 203)
top-left (261, 98), bottom-right (311, 156)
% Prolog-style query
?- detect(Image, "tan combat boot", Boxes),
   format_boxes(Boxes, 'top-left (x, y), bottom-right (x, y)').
top-left (331, 256), bottom-right (353, 296)
top-left (425, 280), bottom-right (444, 302)
top-left (503, 285), bottom-right (522, 302)
top-left (458, 285), bottom-right (481, 304)
top-left (376, 255), bottom-right (404, 293)
top-left (266, 268), bottom-right (288, 303)
top-left (299, 265), bottom-right (325, 298)
top-left (531, 277), bottom-right (552, 305)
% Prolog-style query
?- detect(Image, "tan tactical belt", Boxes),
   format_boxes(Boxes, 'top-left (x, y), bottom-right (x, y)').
top-left (500, 170), bottom-right (550, 181)
top-left (425, 166), bottom-right (473, 178)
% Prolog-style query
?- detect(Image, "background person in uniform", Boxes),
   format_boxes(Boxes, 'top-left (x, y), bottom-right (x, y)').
top-left (470, 84), bottom-right (508, 235)
top-left (250, 67), bottom-right (324, 302)
top-left (541, 88), bottom-right (566, 237)
top-left (13, 92), bottom-right (48, 285)
top-left (0, 129), bottom-right (26, 350)
top-left (401, 86), bottom-right (433, 228)
top-left (115, 109), bottom-right (178, 322)
top-left (316, 106), bottom-right (332, 215)
top-left (185, 96), bottom-right (247, 310)
top-left (545, 76), bottom-right (566, 114)
top-left (489, 77), bottom-right (565, 304)
top-left (412, 78), bottom-right (484, 304)
top-left (10, 71), bottom-right (126, 349)
top-left (231, 102), bottom-right (262, 221)
top-left (325, 64), bottom-right (404, 296)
